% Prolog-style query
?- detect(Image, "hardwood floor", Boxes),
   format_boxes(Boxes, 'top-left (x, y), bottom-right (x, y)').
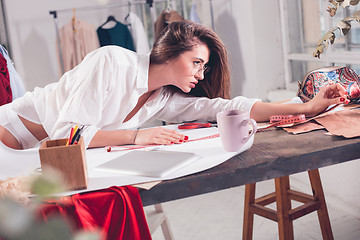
top-left (145, 159), bottom-right (360, 240)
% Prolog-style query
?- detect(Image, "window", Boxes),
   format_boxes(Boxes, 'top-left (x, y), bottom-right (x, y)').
top-left (280, 0), bottom-right (360, 90)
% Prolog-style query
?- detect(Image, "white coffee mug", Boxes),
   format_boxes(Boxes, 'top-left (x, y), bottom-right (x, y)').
top-left (216, 109), bottom-right (257, 152)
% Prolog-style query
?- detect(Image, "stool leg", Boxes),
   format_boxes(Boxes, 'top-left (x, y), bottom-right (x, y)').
top-left (243, 183), bottom-right (256, 240)
top-left (154, 203), bottom-right (174, 240)
top-left (275, 176), bottom-right (294, 240)
top-left (308, 169), bottom-right (334, 240)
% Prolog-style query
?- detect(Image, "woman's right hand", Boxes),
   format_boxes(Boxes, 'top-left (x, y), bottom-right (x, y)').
top-left (134, 127), bottom-right (187, 145)
top-left (305, 83), bottom-right (349, 117)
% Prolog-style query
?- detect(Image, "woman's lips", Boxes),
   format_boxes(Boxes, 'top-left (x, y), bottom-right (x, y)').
top-left (190, 82), bottom-right (198, 88)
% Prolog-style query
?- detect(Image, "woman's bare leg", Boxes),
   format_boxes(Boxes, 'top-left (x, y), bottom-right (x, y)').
top-left (18, 116), bottom-right (48, 141)
top-left (0, 125), bottom-right (22, 149)
top-left (0, 116), bottom-right (48, 150)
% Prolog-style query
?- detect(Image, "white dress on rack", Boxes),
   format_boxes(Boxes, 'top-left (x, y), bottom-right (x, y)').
top-left (124, 12), bottom-right (150, 54)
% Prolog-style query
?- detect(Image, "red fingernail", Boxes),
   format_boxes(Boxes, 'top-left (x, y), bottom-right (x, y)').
top-left (170, 142), bottom-right (174, 144)
top-left (340, 97), bottom-right (345, 102)
top-left (184, 136), bottom-right (189, 140)
top-left (179, 140), bottom-right (183, 143)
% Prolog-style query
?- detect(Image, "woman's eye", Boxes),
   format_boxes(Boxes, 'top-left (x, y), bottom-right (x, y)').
top-left (193, 61), bottom-right (201, 66)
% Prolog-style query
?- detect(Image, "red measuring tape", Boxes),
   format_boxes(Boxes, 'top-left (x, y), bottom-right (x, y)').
top-left (105, 134), bottom-right (220, 152)
top-left (260, 114), bottom-right (307, 131)
top-left (270, 114), bottom-right (306, 125)
top-left (187, 133), bottom-right (219, 142)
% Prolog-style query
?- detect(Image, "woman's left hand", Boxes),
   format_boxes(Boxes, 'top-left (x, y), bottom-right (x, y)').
top-left (134, 127), bottom-right (186, 145)
top-left (305, 83), bottom-right (349, 117)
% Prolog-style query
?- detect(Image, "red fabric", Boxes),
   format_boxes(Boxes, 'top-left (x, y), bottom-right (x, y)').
top-left (38, 186), bottom-right (152, 240)
top-left (0, 53), bottom-right (11, 106)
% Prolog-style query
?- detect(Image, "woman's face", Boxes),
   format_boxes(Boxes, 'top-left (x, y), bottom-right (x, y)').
top-left (169, 43), bottom-right (210, 93)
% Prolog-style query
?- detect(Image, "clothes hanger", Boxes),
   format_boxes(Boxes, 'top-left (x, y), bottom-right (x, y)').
top-left (124, 1), bottom-right (131, 22)
top-left (100, 15), bottom-right (117, 28)
top-left (72, 8), bottom-right (77, 32)
top-left (165, 0), bottom-right (172, 12)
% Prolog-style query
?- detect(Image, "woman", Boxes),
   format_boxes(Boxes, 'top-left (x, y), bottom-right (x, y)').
top-left (0, 20), bottom-right (348, 150)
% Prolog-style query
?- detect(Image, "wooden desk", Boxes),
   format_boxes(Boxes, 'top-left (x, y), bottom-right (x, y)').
top-left (139, 129), bottom-right (360, 206)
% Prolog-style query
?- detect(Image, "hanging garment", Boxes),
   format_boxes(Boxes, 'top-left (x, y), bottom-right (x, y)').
top-left (58, 19), bottom-right (100, 73)
top-left (38, 186), bottom-right (152, 240)
top-left (97, 20), bottom-right (135, 51)
top-left (190, 3), bottom-right (201, 23)
top-left (124, 12), bottom-right (150, 54)
top-left (0, 53), bottom-right (12, 106)
top-left (0, 45), bottom-right (26, 100)
top-left (154, 10), bottom-right (184, 39)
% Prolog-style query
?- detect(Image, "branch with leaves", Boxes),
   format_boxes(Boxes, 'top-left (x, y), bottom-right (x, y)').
top-left (313, 0), bottom-right (360, 58)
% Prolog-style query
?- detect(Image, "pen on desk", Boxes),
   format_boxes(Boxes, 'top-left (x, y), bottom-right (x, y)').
top-left (66, 126), bottom-right (75, 146)
top-left (73, 132), bottom-right (81, 145)
top-left (71, 125), bottom-right (79, 141)
top-left (70, 125), bottom-right (84, 145)
top-left (105, 144), bottom-right (158, 152)
top-left (105, 145), bottom-right (145, 152)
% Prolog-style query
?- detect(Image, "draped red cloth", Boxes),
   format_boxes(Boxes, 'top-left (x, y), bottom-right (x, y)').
top-left (0, 53), bottom-right (12, 106)
top-left (38, 186), bottom-right (152, 240)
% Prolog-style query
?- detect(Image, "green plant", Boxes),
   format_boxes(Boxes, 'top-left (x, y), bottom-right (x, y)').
top-left (313, 0), bottom-right (360, 58)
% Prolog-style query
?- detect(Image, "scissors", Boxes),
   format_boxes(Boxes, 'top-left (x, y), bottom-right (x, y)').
top-left (178, 122), bottom-right (217, 129)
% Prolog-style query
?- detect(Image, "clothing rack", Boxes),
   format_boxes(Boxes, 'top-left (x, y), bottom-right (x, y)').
top-left (49, 0), bottom-right (214, 74)
top-left (49, 0), bottom-right (164, 73)
top-left (49, 0), bottom-right (161, 16)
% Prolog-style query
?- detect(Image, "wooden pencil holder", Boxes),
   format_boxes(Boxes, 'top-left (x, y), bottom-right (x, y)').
top-left (39, 137), bottom-right (88, 190)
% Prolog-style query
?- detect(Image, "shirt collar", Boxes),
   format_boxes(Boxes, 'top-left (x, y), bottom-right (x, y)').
top-left (136, 53), bottom-right (150, 91)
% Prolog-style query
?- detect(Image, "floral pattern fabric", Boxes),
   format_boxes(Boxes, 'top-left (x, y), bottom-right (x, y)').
top-left (298, 67), bottom-right (360, 102)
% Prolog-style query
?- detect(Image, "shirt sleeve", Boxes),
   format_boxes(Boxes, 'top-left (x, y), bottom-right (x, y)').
top-left (34, 47), bottom-right (126, 149)
top-left (156, 91), bottom-right (261, 123)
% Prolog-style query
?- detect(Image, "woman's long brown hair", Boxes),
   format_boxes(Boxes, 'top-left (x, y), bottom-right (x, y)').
top-left (150, 20), bottom-right (231, 99)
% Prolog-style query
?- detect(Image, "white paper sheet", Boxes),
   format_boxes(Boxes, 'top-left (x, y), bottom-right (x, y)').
top-left (0, 141), bottom-right (40, 179)
top-left (0, 125), bottom-right (254, 195)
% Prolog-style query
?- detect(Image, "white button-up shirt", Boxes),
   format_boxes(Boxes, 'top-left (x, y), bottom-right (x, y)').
top-left (11, 46), bottom-right (260, 148)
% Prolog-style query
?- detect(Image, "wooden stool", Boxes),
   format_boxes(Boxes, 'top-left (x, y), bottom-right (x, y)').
top-left (146, 203), bottom-right (174, 240)
top-left (242, 169), bottom-right (334, 240)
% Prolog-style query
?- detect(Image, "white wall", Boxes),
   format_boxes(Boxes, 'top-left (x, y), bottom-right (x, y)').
top-left (4, 0), bottom-right (285, 100)
top-left (210, 0), bottom-right (284, 99)
top-left (4, 0), bottom-right (131, 90)
top-left (5, 0), bottom-right (56, 90)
